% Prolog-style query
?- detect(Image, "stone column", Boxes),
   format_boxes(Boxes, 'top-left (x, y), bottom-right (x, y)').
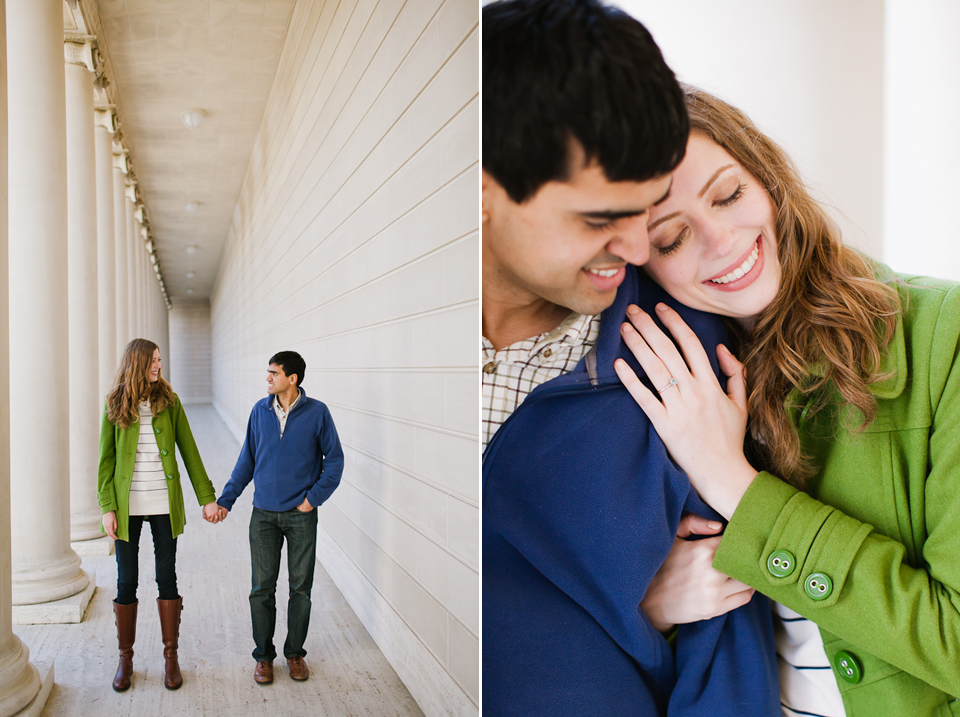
top-left (95, 105), bottom-right (117, 398)
top-left (112, 145), bottom-right (129, 354)
top-left (64, 35), bottom-right (102, 542)
top-left (0, 0), bottom-right (47, 712)
top-left (7, 0), bottom-right (89, 609)
top-left (125, 184), bottom-right (138, 339)
top-left (134, 212), bottom-right (145, 338)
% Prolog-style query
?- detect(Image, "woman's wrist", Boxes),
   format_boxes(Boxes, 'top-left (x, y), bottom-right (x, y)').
top-left (703, 461), bottom-right (758, 521)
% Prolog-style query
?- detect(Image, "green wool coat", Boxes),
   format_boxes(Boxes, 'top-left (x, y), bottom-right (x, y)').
top-left (714, 275), bottom-right (960, 715)
top-left (97, 394), bottom-right (216, 542)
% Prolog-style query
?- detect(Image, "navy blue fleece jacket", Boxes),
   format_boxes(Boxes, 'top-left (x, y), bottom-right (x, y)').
top-left (483, 267), bottom-right (778, 716)
top-left (218, 388), bottom-right (344, 512)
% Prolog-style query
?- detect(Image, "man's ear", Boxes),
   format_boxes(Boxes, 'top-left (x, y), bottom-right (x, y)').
top-left (482, 169), bottom-right (498, 225)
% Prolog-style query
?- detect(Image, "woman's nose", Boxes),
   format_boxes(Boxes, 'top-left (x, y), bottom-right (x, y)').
top-left (702, 221), bottom-right (739, 258)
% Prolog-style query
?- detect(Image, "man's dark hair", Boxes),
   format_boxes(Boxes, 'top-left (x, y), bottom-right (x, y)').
top-left (269, 351), bottom-right (306, 388)
top-left (483, 0), bottom-right (688, 203)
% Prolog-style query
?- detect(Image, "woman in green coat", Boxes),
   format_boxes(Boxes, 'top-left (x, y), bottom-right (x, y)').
top-left (617, 88), bottom-right (960, 714)
top-left (98, 338), bottom-right (221, 692)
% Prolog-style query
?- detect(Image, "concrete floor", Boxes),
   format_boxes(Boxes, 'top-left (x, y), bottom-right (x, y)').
top-left (16, 404), bottom-right (424, 717)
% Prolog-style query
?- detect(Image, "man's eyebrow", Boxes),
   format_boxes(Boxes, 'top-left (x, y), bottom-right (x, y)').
top-left (579, 208), bottom-right (649, 221)
top-left (698, 164), bottom-right (735, 198)
top-left (579, 180), bottom-right (673, 222)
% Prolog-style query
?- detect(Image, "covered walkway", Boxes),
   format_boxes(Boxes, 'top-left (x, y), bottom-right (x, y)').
top-left (0, 1), bottom-right (477, 714)
top-left (17, 405), bottom-right (423, 717)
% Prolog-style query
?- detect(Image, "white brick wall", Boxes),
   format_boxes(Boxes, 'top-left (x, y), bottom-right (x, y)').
top-left (169, 301), bottom-right (212, 404)
top-left (209, 0), bottom-right (478, 713)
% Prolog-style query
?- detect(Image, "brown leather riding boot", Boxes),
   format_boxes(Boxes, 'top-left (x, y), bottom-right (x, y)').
top-left (157, 597), bottom-right (183, 690)
top-left (112, 600), bottom-right (138, 692)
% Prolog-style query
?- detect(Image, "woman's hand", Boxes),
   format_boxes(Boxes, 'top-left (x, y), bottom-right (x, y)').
top-left (613, 303), bottom-right (758, 520)
top-left (102, 510), bottom-right (118, 540)
top-left (641, 514), bottom-right (755, 633)
top-left (202, 502), bottom-right (221, 524)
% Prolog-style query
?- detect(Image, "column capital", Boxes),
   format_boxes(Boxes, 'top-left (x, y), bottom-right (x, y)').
top-left (64, 34), bottom-right (99, 72)
top-left (112, 143), bottom-right (129, 173)
top-left (94, 104), bottom-right (116, 133)
top-left (134, 205), bottom-right (144, 223)
top-left (124, 182), bottom-right (137, 203)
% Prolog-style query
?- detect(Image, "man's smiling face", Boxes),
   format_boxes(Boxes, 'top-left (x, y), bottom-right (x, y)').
top-left (483, 150), bottom-right (672, 318)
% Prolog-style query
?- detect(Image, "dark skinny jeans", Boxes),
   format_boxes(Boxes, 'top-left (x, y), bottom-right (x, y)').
top-left (115, 514), bottom-right (179, 605)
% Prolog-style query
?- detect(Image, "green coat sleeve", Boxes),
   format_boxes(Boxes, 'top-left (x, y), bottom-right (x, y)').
top-left (96, 403), bottom-right (119, 514)
top-left (714, 282), bottom-right (960, 697)
top-left (172, 397), bottom-right (216, 506)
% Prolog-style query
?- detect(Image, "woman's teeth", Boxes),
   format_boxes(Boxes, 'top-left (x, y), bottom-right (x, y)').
top-left (588, 268), bottom-right (619, 278)
top-left (710, 243), bottom-right (759, 284)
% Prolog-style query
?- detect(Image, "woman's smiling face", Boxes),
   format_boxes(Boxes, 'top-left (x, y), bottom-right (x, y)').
top-left (644, 132), bottom-right (782, 327)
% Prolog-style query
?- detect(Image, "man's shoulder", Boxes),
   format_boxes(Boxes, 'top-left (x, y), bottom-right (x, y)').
top-left (249, 395), bottom-right (273, 415)
top-left (299, 395), bottom-right (332, 417)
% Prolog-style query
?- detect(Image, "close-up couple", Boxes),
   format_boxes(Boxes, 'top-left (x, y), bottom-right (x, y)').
top-left (481, 0), bottom-right (960, 715)
top-left (97, 341), bottom-right (343, 692)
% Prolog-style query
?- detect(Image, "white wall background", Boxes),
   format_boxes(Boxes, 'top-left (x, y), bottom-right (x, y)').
top-left (209, 0), bottom-right (479, 714)
top-left (168, 302), bottom-right (212, 404)
top-left (615, 0), bottom-right (960, 281)
top-left (882, 0), bottom-right (960, 278)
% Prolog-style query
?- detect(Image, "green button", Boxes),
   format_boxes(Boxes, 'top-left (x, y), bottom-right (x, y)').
top-left (166, 473), bottom-right (174, 480)
top-left (835, 650), bottom-right (862, 684)
top-left (160, 449), bottom-right (168, 456)
top-left (804, 572), bottom-right (833, 600)
top-left (767, 550), bottom-right (796, 578)
top-left (154, 427), bottom-right (162, 434)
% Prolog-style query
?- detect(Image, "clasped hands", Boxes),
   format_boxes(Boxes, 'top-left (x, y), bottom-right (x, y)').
top-left (202, 502), bottom-right (226, 524)
top-left (202, 496), bottom-right (312, 525)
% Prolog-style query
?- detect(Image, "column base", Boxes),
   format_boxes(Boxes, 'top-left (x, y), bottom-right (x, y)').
top-left (12, 571), bottom-right (96, 625)
top-left (70, 536), bottom-right (114, 556)
top-left (10, 662), bottom-right (53, 717)
top-left (12, 554), bottom-right (89, 606)
top-left (69, 511), bottom-right (103, 542)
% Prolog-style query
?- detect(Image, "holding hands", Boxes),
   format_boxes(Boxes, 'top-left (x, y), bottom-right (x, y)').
top-left (613, 303), bottom-right (759, 520)
top-left (203, 501), bottom-right (225, 524)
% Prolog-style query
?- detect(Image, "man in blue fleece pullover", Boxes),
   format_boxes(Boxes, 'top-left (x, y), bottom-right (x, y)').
top-left (217, 350), bottom-right (344, 685)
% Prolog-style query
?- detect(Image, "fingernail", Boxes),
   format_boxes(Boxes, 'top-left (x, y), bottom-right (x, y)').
top-left (621, 323), bottom-right (629, 334)
top-left (626, 304), bottom-right (640, 316)
top-left (708, 521), bottom-right (722, 530)
top-left (656, 303), bottom-right (668, 313)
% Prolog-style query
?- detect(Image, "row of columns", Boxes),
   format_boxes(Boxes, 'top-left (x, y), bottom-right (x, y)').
top-left (1, 1), bottom-right (173, 713)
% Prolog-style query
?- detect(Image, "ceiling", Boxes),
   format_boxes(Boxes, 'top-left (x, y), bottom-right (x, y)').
top-left (70, 0), bottom-right (297, 303)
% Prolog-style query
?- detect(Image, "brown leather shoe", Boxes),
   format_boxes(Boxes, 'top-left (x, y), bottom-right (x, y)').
top-left (157, 598), bottom-right (183, 690)
top-left (254, 660), bottom-right (274, 684)
top-left (112, 600), bottom-right (138, 692)
top-left (287, 656), bottom-right (309, 681)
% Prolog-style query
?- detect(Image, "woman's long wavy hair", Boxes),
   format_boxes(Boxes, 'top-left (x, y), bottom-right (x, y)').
top-left (684, 87), bottom-right (901, 485)
top-left (106, 338), bottom-right (175, 429)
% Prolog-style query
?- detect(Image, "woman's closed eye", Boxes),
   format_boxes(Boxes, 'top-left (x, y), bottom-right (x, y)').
top-left (657, 226), bottom-right (689, 256)
top-left (716, 182), bottom-right (744, 207)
